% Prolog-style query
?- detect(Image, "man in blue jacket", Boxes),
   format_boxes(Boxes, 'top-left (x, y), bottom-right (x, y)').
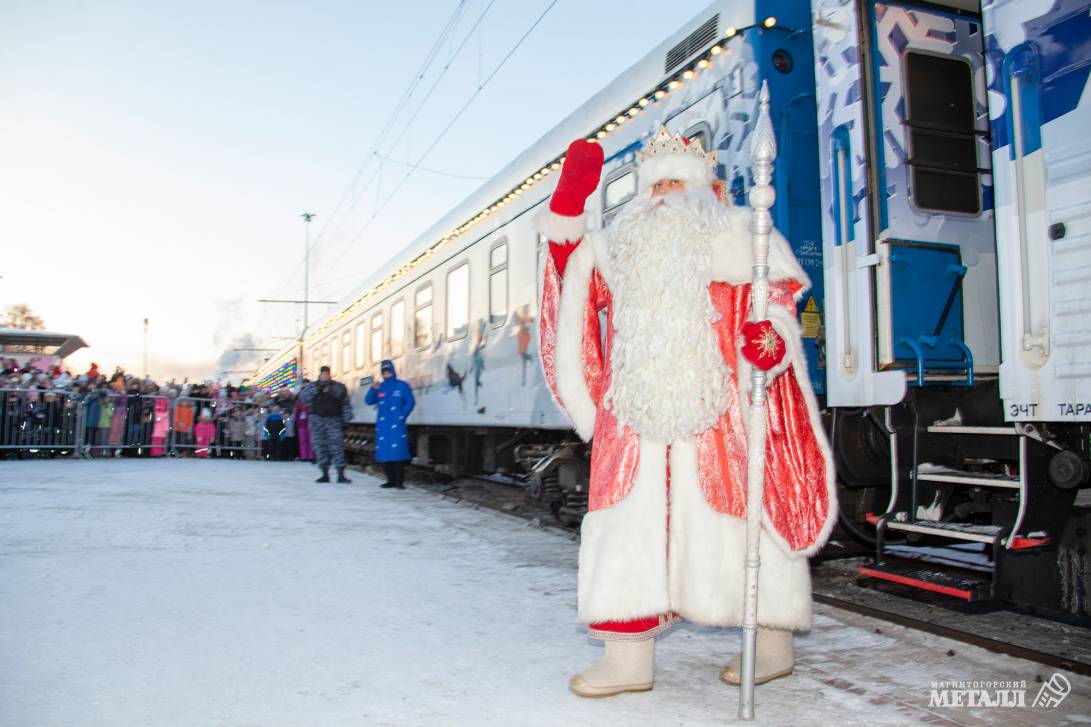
top-left (365, 359), bottom-right (415, 489)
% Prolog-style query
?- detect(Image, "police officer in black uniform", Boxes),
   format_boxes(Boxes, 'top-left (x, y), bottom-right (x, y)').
top-left (299, 366), bottom-right (353, 483)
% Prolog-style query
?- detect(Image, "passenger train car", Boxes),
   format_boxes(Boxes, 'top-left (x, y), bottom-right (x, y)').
top-left (255, 0), bottom-right (1091, 617)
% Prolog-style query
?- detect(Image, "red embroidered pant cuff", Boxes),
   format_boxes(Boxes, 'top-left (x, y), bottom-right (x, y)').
top-left (589, 614), bottom-right (678, 641)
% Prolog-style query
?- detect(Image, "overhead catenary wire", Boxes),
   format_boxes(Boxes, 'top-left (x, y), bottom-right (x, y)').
top-left (332, 0), bottom-right (558, 271)
top-left (303, 1), bottom-right (471, 263)
top-left (252, 2), bottom-right (473, 348)
top-left (374, 153), bottom-right (489, 180)
top-left (260, 0), bottom-right (556, 365)
top-left (310, 0), bottom-right (498, 272)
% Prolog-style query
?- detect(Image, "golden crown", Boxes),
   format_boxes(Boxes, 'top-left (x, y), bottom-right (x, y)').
top-left (635, 125), bottom-right (717, 168)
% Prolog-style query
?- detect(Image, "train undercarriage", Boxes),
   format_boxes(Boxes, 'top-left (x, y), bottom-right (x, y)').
top-left (345, 423), bottom-right (590, 527)
top-left (345, 390), bottom-right (1091, 622)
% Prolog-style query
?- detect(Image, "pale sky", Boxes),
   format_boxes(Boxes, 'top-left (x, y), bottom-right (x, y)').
top-left (2, 0), bottom-right (711, 382)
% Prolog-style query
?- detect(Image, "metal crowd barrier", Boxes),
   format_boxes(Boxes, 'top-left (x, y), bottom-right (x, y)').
top-left (0, 388), bottom-right (83, 456)
top-left (0, 389), bottom-right (282, 460)
top-left (170, 396), bottom-right (266, 459)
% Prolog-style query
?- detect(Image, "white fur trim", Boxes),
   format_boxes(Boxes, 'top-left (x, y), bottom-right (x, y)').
top-left (534, 206), bottom-right (586, 243)
top-left (711, 208), bottom-right (810, 290)
top-left (637, 153), bottom-right (713, 193)
top-left (577, 438), bottom-right (670, 623)
top-left (667, 439), bottom-right (813, 630)
top-left (736, 303), bottom-right (838, 560)
top-left (554, 240), bottom-right (598, 442)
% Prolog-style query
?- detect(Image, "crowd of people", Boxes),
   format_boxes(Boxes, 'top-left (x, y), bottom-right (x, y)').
top-left (1, 358), bottom-right (317, 461)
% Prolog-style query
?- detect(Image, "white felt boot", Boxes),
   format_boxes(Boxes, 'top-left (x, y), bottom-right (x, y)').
top-left (569, 638), bottom-right (655, 698)
top-left (720, 628), bottom-right (794, 686)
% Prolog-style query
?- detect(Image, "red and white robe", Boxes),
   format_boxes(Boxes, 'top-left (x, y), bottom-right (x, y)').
top-left (537, 205), bottom-right (836, 636)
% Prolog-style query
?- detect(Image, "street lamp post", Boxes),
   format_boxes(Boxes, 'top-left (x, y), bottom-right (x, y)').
top-left (301, 212), bottom-right (316, 374)
top-left (143, 318), bottom-right (149, 378)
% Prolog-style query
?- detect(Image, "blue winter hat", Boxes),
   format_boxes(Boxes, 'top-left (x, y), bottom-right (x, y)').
top-left (380, 359), bottom-right (396, 375)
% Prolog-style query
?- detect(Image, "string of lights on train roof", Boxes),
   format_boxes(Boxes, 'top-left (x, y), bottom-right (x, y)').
top-left (299, 17), bottom-right (783, 352)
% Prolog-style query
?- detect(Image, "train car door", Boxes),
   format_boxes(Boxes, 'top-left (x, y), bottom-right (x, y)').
top-left (864, 1), bottom-right (1000, 386)
top-left (812, 0), bottom-right (999, 404)
top-left (984, 0), bottom-right (1091, 423)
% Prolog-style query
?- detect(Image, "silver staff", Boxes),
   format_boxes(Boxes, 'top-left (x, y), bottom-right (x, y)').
top-left (738, 80), bottom-right (776, 721)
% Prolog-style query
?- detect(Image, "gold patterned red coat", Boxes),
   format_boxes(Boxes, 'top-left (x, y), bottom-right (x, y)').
top-left (537, 205), bottom-right (836, 630)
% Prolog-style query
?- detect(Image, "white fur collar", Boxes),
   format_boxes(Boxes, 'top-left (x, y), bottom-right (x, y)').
top-left (710, 207), bottom-right (809, 290)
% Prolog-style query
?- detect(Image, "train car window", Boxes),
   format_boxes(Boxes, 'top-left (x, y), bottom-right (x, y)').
top-left (685, 123), bottom-right (711, 153)
top-left (414, 284), bottom-right (433, 350)
top-left (369, 311), bottom-right (384, 364)
top-left (489, 240), bottom-right (508, 327)
top-left (729, 66), bottom-right (744, 98)
top-left (353, 322), bottom-right (366, 369)
top-left (603, 166), bottom-right (637, 226)
top-left (390, 299), bottom-right (405, 358)
top-left (341, 331), bottom-right (351, 373)
top-left (904, 51), bottom-right (980, 215)
top-left (446, 263), bottom-right (470, 340)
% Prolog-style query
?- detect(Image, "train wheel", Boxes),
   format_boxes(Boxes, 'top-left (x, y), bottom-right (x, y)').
top-left (835, 482), bottom-right (907, 548)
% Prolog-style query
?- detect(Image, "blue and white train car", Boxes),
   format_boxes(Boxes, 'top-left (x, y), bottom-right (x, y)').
top-left (810, 0), bottom-right (1091, 615)
top-left (254, 0), bottom-right (1091, 616)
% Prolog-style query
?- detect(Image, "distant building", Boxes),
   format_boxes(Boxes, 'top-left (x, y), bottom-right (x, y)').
top-left (0, 328), bottom-right (88, 371)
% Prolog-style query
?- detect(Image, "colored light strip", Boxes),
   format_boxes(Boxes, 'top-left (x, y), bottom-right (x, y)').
top-left (256, 360), bottom-right (299, 391)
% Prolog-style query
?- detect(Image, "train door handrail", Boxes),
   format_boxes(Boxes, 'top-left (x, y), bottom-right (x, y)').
top-left (1004, 44), bottom-right (1050, 359)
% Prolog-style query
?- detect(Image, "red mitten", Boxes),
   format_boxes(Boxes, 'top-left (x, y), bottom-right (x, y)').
top-left (550, 139), bottom-right (604, 217)
top-left (549, 240), bottom-right (578, 278)
top-left (741, 320), bottom-right (786, 371)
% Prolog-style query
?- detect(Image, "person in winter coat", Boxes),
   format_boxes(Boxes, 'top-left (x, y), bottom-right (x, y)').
top-left (293, 397), bottom-right (313, 462)
top-left (193, 408), bottom-right (216, 458)
top-left (150, 396), bottom-right (171, 457)
top-left (244, 408), bottom-right (262, 460)
top-left (299, 366), bottom-right (353, 483)
top-left (107, 389), bottom-right (127, 453)
top-left (124, 381), bottom-right (145, 456)
top-left (261, 405), bottom-right (286, 461)
top-left (282, 405), bottom-right (297, 461)
top-left (97, 391), bottom-right (114, 456)
top-left (82, 386), bottom-right (103, 456)
top-left (21, 389), bottom-right (45, 449)
top-left (227, 409), bottom-right (247, 458)
top-left (364, 359), bottom-right (415, 489)
top-left (174, 396), bottom-right (195, 454)
top-left (538, 135), bottom-right (834, 696)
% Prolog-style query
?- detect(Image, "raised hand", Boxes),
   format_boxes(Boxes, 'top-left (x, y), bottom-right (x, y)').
top-left (550, 139), bottom-right (604, 217)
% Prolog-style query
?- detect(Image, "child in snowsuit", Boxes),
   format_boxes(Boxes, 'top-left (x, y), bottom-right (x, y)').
top-left (262, 406), bottom-right (286, 460)
top-left (193, 408), bottom-right (216, 458)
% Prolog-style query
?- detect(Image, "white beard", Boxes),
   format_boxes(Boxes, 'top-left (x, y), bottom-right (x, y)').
top-left (603, 186), bottom-right (733, 442)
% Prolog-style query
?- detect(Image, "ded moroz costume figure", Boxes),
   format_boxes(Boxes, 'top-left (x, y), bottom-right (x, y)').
top-left (536, 129), bottom-right (836, 697)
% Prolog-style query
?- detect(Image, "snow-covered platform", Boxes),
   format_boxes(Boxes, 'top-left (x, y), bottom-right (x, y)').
top-left (1, 460), bottom-right (1087, 726)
